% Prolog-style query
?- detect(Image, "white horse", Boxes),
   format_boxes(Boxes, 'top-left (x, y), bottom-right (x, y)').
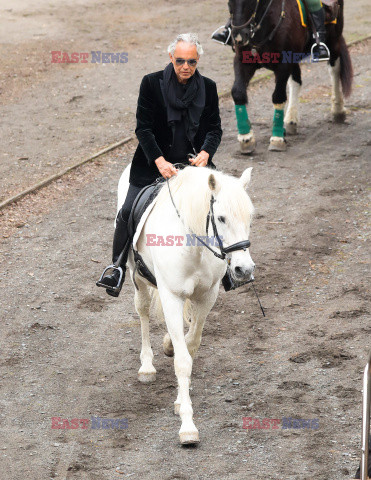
top-left (117, 165), bottom-right (255, 445)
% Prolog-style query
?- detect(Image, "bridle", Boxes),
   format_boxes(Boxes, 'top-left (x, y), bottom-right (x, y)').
top-left (166, 178), bottom-right (251, 263)
top-left (230, 0), bottom-right (286, 46)
top-left (230, 0), bottom-right (262, 31)
top-left (165, 171), bottom-right (265, 317)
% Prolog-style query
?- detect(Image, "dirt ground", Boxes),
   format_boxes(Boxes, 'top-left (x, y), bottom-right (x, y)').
top-left (0, 1), bottom-right (371, 480)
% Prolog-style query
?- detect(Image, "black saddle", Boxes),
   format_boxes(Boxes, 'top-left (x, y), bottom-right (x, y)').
top-left (128, 180), bottom-right (164, 288)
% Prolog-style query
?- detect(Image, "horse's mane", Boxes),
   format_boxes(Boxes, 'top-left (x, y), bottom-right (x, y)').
top-left (155, 166), bottom-right (254, 235)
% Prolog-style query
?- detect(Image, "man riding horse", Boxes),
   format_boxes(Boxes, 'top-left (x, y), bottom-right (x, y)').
top-left (97, 33), bottom-right (223, 297)
top-left (212, 0), bottom-right (330, 60)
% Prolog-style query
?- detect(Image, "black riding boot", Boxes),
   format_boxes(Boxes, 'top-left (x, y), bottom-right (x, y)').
top-left (211, 18), bottom-right (232, 45)
top-left (96, 214), bottom-right (131, 297)
top-left (311, 8), bottom-right (330, 61)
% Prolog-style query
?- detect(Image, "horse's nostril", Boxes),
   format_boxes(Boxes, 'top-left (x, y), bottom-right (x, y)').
top-left (235, 266), bottom-right (244, 276)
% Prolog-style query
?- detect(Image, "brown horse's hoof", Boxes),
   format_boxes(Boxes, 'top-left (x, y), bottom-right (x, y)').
top-left (238, 132), bottom-right (256, 154)
top-left (268, 136), bottom-right (287, 152)
top-left (284, 121), bottom-right (297, 135)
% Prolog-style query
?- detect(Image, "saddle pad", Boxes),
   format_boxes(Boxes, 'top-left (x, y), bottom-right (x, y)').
top-left (296, 0), bottom-right (308, 27)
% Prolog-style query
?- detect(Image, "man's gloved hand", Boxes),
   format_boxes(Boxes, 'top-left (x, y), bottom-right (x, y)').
top-left (155, 156), bottom-right (178, 179)
top-left (188, 150), bottom-right (209, 167)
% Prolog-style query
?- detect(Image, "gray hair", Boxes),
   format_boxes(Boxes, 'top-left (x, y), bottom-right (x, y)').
top-left (167, 33), bottom-right (204, 56)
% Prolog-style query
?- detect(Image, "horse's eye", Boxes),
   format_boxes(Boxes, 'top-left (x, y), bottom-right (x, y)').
top-left (218, 216), bottom-right (226, 224)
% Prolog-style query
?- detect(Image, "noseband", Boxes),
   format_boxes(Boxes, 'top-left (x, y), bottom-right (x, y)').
top-left (166, 179), bottom-right (251, 262)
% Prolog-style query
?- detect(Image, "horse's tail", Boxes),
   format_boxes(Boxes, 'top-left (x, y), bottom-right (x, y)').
top-left (150, 288), bottom-right (193, 326)
top-left (339, 35), bottom-right (353, 98)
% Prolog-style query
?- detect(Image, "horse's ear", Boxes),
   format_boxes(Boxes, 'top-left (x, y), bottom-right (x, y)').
top-left (208, 174), bottom-right (221, 194)
top-left (240, 167), bottom-right (253, 190)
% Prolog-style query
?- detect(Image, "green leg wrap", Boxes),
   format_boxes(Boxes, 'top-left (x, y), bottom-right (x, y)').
top-left (272, 108), bottom-right (285, 137)
top-left (235, 104), bottom-right (251, 135)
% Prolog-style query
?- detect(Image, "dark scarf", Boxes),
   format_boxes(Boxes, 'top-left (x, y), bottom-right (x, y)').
top-left (160, 62), bottom-right (205, 145)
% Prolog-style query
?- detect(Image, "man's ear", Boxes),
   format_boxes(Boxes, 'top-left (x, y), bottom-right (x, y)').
top-left (240, 167), bottom-right (253, 190)
top-left (208, 173), bottom-right (221, 194)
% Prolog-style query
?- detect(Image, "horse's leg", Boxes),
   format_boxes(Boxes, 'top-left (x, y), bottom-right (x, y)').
top-left (269, 65), bottom-right (291, 151)
top-left (284, 63), bottom-right (302, 135)
top-left (328, 55), bottom-right (346, 123)
top-left (134, 278), bottom-right (156, 383)
top-left (157, 285), bottom-right (199, 444)
top-left (173, 287), bottom-right (219, 416)
top-left (185, 286), bottom-right (219, 360)
top-left (232, 55), bottom-right (256, 154)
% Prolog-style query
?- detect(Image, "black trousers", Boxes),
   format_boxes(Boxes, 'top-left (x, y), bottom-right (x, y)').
top-left (112, 184), bottom-right (142, 264)
top-left (119, 184), bottom-right (143, 223)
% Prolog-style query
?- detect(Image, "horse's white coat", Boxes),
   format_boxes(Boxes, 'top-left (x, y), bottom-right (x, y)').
top-left (118, 165), bottom-right (255, 444)
top-left (284, 76), bottom-right (301, 129)
top-left (329, 57), bottom-right (346, 118)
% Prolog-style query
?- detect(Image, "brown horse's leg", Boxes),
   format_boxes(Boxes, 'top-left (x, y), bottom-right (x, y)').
top-left (232, 52), bottom-right (257, 154)
top-left (284, 63), bottom-right (302, 135)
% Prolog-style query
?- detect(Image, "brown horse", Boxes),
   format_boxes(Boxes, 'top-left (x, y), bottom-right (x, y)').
top-left (229, 0), bottom-right (353, 152)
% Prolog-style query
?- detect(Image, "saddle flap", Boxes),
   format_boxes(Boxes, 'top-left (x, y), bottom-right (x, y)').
top-left (128, 182), bottom-right (163, 240)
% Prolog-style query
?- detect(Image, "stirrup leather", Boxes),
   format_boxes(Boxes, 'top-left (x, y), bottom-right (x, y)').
top-left (96, 265), bottom-right (124, 293)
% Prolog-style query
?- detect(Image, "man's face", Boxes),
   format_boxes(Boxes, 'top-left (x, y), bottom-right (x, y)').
top-left (169, 42), bottom-right (199, 84)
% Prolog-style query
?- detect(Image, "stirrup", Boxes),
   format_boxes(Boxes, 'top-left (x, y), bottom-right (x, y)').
top-left (96, 265), bottom-right (124, 293)
top-left (311, 42), bottom-right (330, 62)
top-left (211, 25), bottom-right (232, 45)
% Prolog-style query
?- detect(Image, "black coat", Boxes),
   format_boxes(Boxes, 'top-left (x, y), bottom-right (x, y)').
top-left (129, 69), bottom-right (223, 187)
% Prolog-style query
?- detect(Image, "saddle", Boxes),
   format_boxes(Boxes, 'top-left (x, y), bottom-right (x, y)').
top-left (128, 180), bottom-right (165, 288)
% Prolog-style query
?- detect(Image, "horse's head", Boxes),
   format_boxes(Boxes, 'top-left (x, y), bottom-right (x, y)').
top-left (229, 0), bottom-right (258, 47)
top-left (208, 168), bottom-right (255, 282)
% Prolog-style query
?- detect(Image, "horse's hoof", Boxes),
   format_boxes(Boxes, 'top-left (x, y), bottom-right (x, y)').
top-left (174, 402), bottom-right (180, 415)
top-left (333, 111), bottom-right (346, 123)
top-left (268, 136), bottom-right (287, 152)
top-left (179, 431), bottom-right (200, 445)
top-left (138, 371), bottom-right (156, 383)
top-left (163, 333), bottom-right (174, 357)
top-left (238, 132), bottom-right (256, 154)
top-left (284, 121), bottom-right (297, 135)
